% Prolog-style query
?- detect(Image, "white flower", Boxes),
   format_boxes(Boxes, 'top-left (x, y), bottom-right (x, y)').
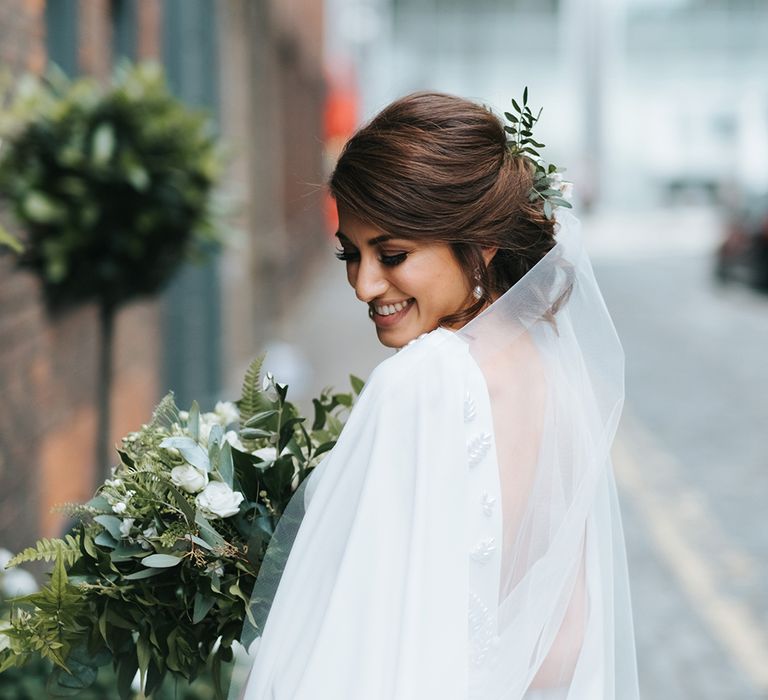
top-left (262, 372), bottom-right (273, 392)
top-left (252, 446), bottom-right (277, 462)
top-left (560, 182), bottom-right (574, 201)
top-left (549, 172), bottom-right (564, 187)
top-left (112, 502), bottom-right (127, 514)
top-left (0, 557), bottom-right (37, 597)
top-left (170, 463), bottom-right (208, 494)
top-left (224, 430), bottom-right (244, 451)
top-left (195, 481), bottom-right (244, 519)
top-left (119, 518), bottom-right (135, 538)
top-left (215, 401), bottom-right (240, 427)
top-left (140, 525), bottom-right (158, 550)
top-left (0, 633), bottom-right (9, 653)
top-left (179, 410), bottom-right (189, 421)
top-left (198, 414), bottom-right (216, 444)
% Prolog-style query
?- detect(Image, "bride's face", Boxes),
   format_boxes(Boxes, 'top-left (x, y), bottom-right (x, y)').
top-left (335, 207), bottom-right (475, 348)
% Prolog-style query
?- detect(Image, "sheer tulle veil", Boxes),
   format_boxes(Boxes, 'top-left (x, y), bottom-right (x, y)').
top-left (227, 209), bottom-right (639, 699)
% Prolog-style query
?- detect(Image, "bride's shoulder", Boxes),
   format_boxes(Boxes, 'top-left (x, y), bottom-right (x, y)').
top-left (361, 327), bottom-right (468, 401)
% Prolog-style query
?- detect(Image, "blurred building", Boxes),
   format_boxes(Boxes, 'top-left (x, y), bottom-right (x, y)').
top-left (0, 0), bottom-right (327, 550)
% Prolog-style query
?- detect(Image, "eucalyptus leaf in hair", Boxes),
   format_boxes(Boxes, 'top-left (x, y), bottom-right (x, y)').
top-left (504, 88), bottom-right (573, 220)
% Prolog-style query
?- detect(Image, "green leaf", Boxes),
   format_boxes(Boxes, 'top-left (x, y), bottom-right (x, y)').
top-left (218, 440), bottom-right (234, 487)
top-left (523, 86), bottom-right (528, 105)
top-left (124, 567), bottom-right (164, 580)
top-left (141, 553), bottom-right (183, 568)
top-left (240, 428), bottom-right (272, 440)
top-left (193, 592), bottom-right (216, 623)
top-left (91, 122), bottom-right (116, 164)
top-left (239, 354), bottom-right (266, 424)
top-left (160, 436), bottom-right (210, 471)
top-left (349, 374), bottom-right (365, 395)
top-left (94, 531), bottom-right (118, 549)
top-left (6, 534), bottom-right (81, 567)
top-left (195, 511), bottom-right (226, 548)
top-left (188, 400), bottom-right (200, 441)
top-left (137, 635), bottom-right (151, 693)
top-left (116, 650), bottom-right (138, 700)
top-left (243, 409), bottom-right (278, 427)
top-left (94, 514), bottom-right (124, 539)
top-left (511, 98), bottom-right (521, 113)
top-left (543, 200), bottom-right (553, 219)
top-left (22, 191), bottom-right (65, 224)
top-left (168, 483), bottom-right (195, 524)
top-left (312, 399), bottom-right (326, 431)
top-left (0, 224), bottom-right (23, 253)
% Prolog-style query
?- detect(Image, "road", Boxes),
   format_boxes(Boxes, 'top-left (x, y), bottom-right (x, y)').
top-left (266, 205), bottom-right (768, 699)
top-left (591, 207), bottom-right (768, 700)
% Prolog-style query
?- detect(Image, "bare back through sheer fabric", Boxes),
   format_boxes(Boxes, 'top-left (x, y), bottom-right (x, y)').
top-left (229, 211), bottom-right (639, 700)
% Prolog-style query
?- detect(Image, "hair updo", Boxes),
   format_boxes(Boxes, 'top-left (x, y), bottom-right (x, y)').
top-left (328, 91), bottom-right (557, 327)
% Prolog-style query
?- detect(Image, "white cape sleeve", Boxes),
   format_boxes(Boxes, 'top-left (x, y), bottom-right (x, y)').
top-left (238, 331), bottom-right (472, 699)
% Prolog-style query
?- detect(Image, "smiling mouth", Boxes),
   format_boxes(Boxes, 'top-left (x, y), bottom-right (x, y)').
top-left (372, 298), bottom-right (415, 316)
top-left (370, 298), bottom-right (415, 328)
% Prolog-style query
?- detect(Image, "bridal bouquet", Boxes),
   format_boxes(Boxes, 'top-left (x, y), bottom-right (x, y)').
top-left (0, 358), bottom-right (361, 698)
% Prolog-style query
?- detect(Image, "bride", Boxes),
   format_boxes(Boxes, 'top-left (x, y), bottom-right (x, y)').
top-left (231, 91), bottom-right (639, 699)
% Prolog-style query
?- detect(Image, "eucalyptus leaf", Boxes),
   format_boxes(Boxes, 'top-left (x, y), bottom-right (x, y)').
top-left (141, 553), bottom-right (183, 568)
top-left (94, 514), bottom-right (124, 539)
top-left (124, 567), bottom-right (164, 580)
top-left (188, 400), bottom-right (200, 441)
top-left (160, 436), bottom-right (210, 471)
top-left (193, 592), bottom-right (216, 623)
top-left (218, 440), bottom-right (234, 487)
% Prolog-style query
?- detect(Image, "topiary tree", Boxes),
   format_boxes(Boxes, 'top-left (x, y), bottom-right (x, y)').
top-left (0, 62), bottom-right (226, 481)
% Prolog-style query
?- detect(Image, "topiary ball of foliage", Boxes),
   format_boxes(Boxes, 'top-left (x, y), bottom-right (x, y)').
top-left (0, 62), bottom-right (224, 310)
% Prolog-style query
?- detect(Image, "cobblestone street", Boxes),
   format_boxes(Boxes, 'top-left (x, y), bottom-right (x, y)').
top-left (265, 207), bottom-right (768, 699)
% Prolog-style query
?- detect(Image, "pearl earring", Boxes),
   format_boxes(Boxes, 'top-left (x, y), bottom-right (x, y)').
top-left (472, 269), bottom-right (484, 300)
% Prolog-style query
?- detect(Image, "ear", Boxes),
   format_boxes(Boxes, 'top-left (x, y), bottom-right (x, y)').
top-left (481, 246), bottom-right (498, 267)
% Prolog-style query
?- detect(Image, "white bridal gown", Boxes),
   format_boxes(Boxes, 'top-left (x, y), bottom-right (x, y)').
top-left (232, 212), bottom-right (639, 700)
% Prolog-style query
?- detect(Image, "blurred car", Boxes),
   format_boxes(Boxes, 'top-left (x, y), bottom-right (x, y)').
top-left (715, 194), bottom-right (768, 292)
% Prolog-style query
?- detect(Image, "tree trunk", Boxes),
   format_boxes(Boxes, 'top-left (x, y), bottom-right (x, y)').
top-left (96, 302), bottom-right (116, 484)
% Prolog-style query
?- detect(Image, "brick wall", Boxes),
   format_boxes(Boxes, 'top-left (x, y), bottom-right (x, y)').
top-left (0, 0), bottom-right (163, 551)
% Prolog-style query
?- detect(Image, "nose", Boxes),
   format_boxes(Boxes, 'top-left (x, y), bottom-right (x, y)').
top-left (350, 256), bottom-right (388, 303)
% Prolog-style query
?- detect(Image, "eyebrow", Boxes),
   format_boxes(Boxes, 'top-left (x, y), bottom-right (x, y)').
top-left (335, 230), bottom-right (397, 247)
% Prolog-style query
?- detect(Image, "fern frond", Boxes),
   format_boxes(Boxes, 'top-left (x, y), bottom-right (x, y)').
top-left (53, 503), bottom-right (94, 520)
top-left (6, 535), bottom-right (81, 568)
top-left (239, 354), bottom-right (265, 424)
top-left (148, 391), bottom-right (180, 431)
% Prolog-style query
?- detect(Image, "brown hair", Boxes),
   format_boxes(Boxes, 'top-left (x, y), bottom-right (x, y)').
top-left (328, 91), bottom-right (557, 327)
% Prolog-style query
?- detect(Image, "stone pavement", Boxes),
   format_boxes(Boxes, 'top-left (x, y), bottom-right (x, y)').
top-left (262, 206), bottom-right (768, 699)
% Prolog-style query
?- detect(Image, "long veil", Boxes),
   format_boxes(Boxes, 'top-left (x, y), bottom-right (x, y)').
top-left (228, 210), bottom-right (639, 699)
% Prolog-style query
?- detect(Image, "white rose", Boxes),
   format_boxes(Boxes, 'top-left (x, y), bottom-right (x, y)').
top-left (119, 518), bottom-right (135, 538)
top-left (170, 463), bottom-right (208, 494)
top-left (224, 430), bottom-right (244, 451)
top-left (112, 502), bottom-right (127, 514)
top-left (195, 481), bottom-right (244, 519)
top-left (549, 172), bottom-right (564, 187)
top-left (2, 568), bottom-right (37, 597)
top-left (215, 401), bottom-right (240, 427)
top-left (198, 415), bottom-right (215, 444)
top-left (252, 446), bottom-right (277, 462)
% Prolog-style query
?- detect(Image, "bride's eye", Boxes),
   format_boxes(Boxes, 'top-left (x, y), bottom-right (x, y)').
top-left (334, 248), bottom-right (359, 262)
top-left (379, 253), bottom-right (407, 267)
